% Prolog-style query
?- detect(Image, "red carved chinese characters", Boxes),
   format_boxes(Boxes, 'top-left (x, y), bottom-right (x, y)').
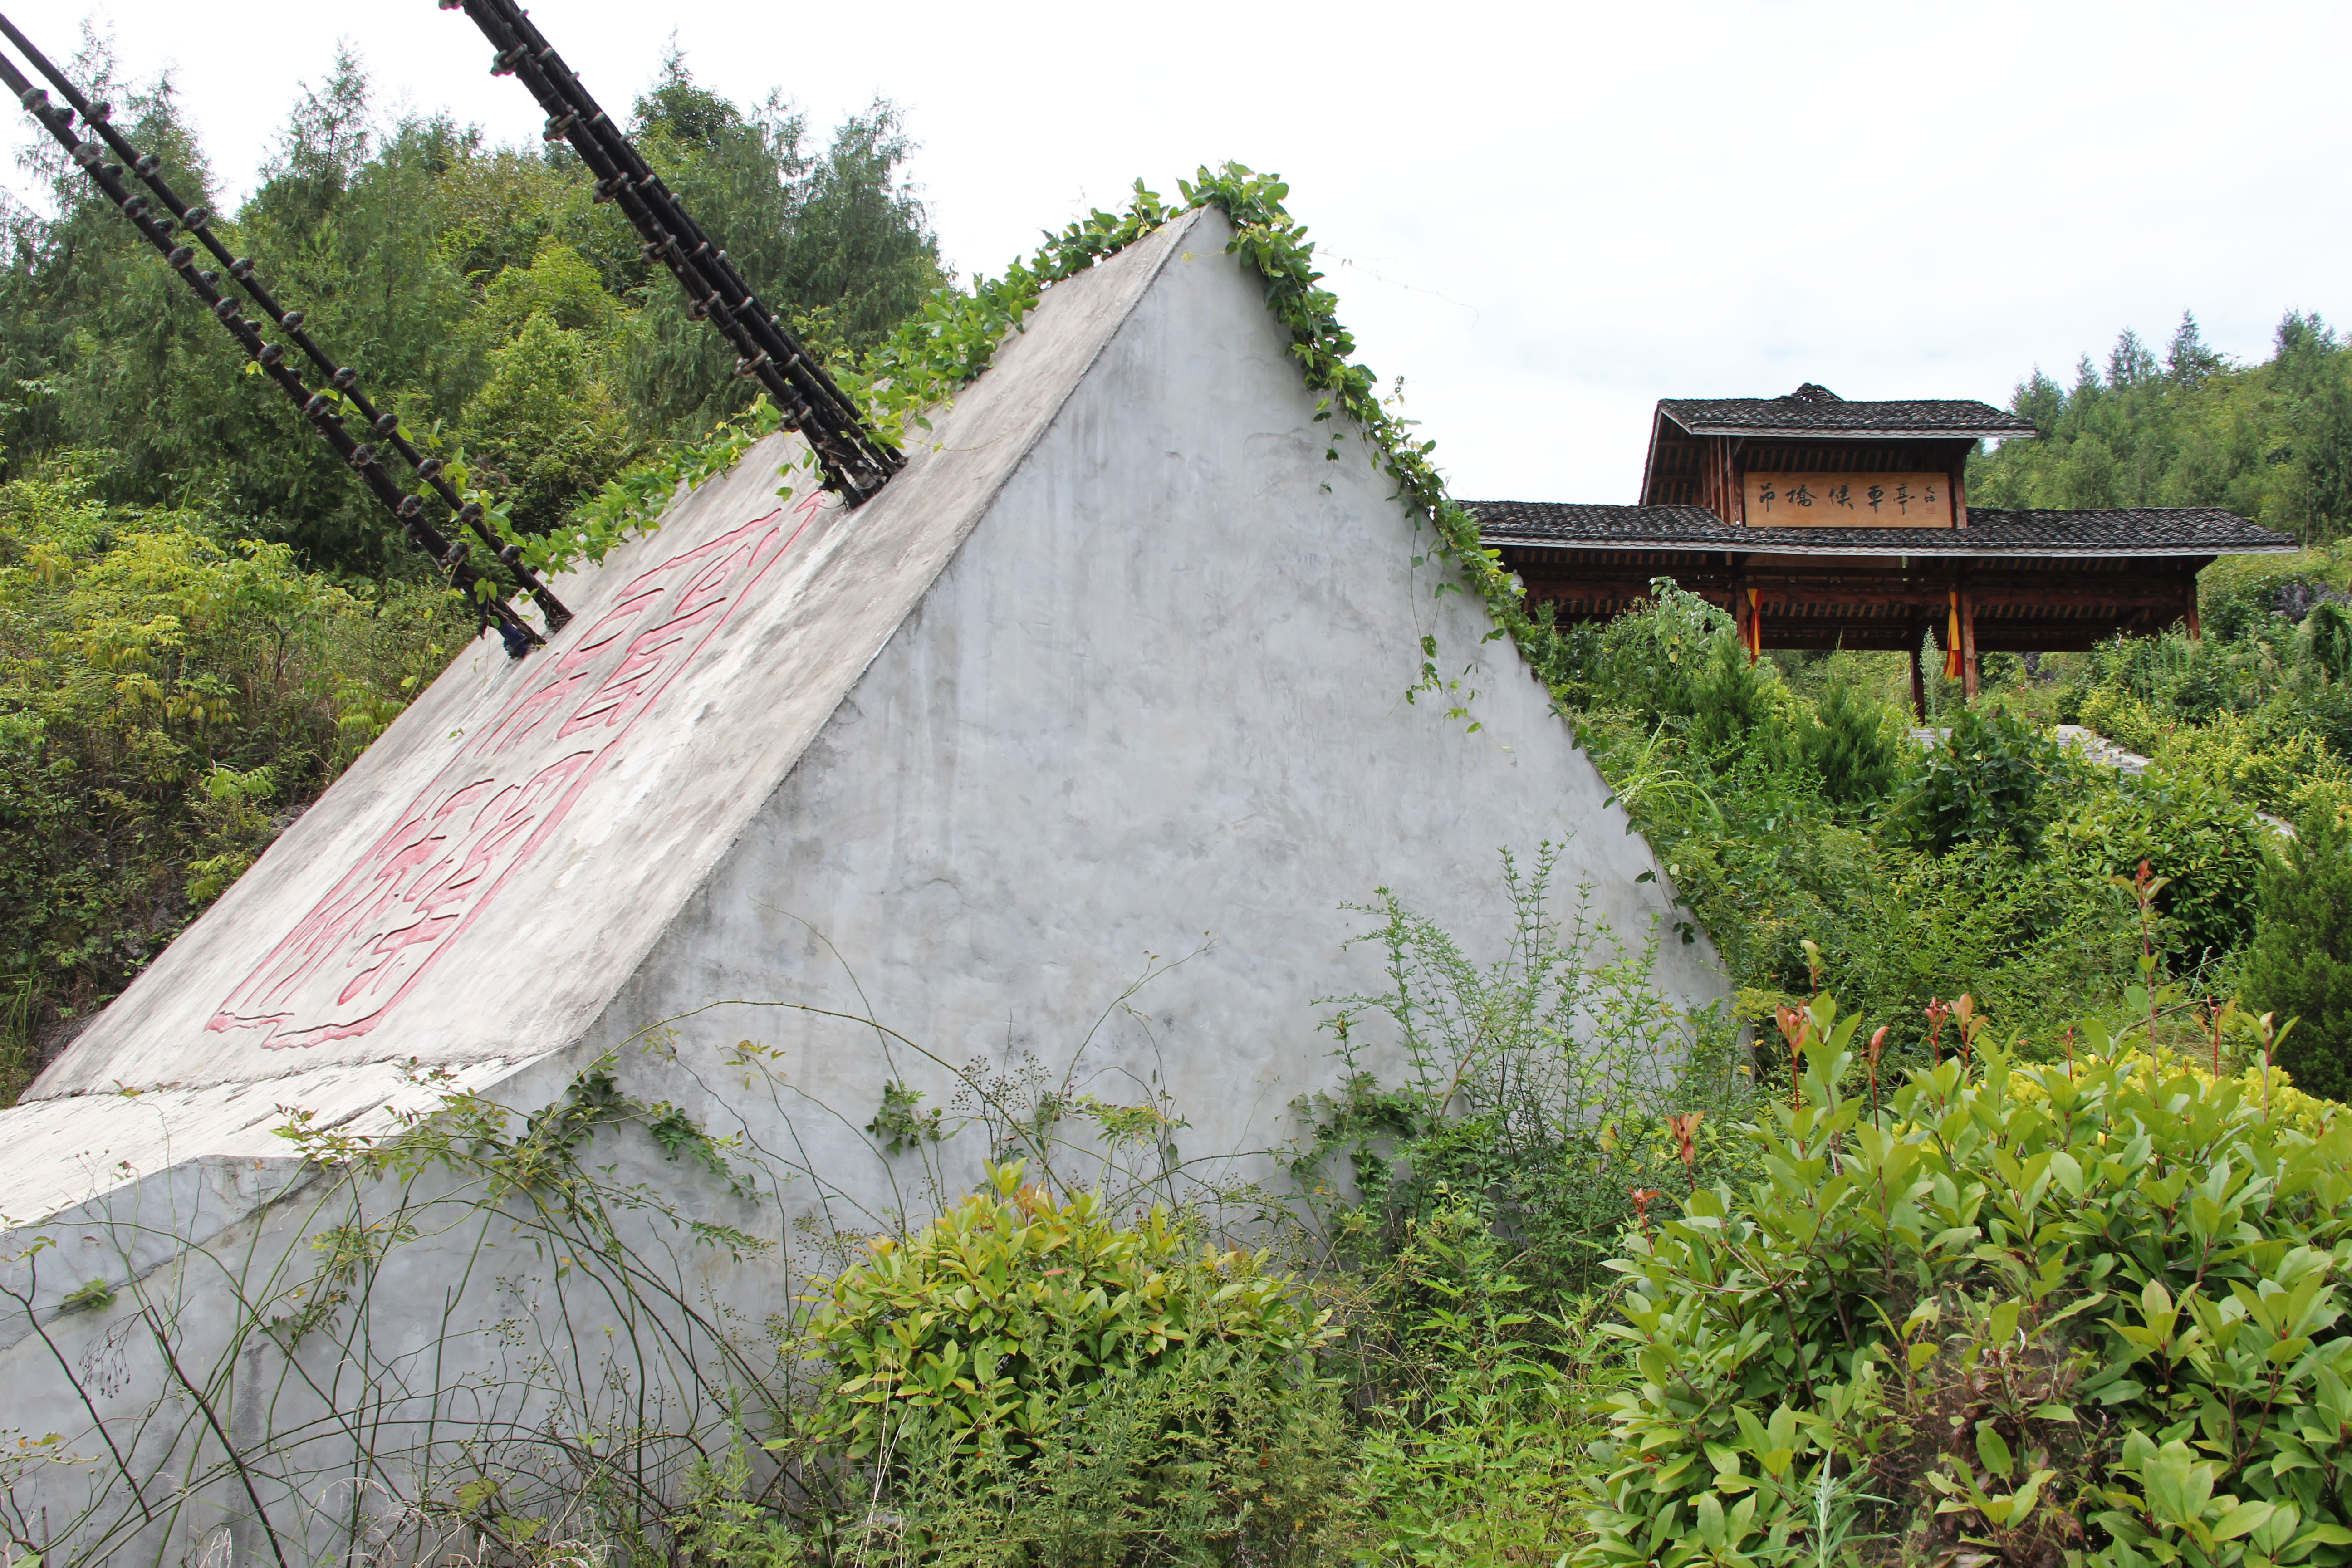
top-left (206, 500), bottom-right (817, 1049)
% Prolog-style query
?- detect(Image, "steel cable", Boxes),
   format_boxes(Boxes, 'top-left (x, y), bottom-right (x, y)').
top-left (443, 0), bottom-right (903, 505)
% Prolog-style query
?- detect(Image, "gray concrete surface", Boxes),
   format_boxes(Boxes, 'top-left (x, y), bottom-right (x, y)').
top-left (0, 207), bottom-right (1729, 1563)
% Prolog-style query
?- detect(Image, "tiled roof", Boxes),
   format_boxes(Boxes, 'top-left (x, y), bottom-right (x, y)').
top-left (1468, 500), bottom-right (2298, 558)
top-left (1658, 386), bottom-right (2038, 440)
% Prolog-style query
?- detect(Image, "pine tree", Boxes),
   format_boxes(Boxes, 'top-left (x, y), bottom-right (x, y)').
top-left (2244, 807), bottom-right (2352, 1102)
top-left (1804, 679), bottom-right (1900, 808)
top-left (2108, 328), bottom-right (2159, 391)
top-left (1688, 632), bottom-right (1772, 756)
top-left (2166, 309), bottom-right (2225, 388)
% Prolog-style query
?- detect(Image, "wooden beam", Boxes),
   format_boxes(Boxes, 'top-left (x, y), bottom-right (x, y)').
top-left (1960, 590), bottom-right (1980, 704)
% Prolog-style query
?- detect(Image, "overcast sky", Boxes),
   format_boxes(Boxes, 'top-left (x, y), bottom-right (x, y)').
top-left (12, 0), bottom-right (2346, 501)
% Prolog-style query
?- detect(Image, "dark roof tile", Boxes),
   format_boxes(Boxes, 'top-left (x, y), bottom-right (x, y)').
top-left (1467, 500), bottom-right (2298, 558)
top-left (1658, 393), bottom-right (2037, 439)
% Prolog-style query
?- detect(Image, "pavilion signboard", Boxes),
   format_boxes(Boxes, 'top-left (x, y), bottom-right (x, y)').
top-left (1743, 471), bottom-right (1955, 527)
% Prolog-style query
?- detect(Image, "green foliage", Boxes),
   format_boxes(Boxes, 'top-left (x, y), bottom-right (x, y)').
top-left (2308, 602), bottom-right (2352, 682)
top-left (807, 1162), bottom-right (1332, 1472)
top-left (1336, 1199), bottom-right (1599, 1562)
top-left (801, 1162), bottom-right (1342, 1560)
top-left (0, 464), bottom-right (463, 1095)
top-left (2244, 806), bottom-right (2352, 1102)
top-left (2047, 765), bottom-right (2266, 960)
top-left (1587, 994), bottom-right (2352, 1568)
top-left (1291, 846), bottom-right (1739, 1301)
top-left (1689, 632), bottom-right (1788, 760)
top-left (1890, 705), bottom-right (2061, 855)
top-left (1802, 678), bottom-right (1902, 810)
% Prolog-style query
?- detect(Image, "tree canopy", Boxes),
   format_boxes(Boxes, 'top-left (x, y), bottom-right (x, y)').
top-left (0, 34), bottom-right (945, 569)
top-left (1969, 308), bottom-right (2352, 543)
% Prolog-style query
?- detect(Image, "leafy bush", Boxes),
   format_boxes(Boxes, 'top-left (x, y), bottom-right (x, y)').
top-left (2046, 765), bottom-right (2267, 961)
top-left (1585, 995), bottom-right (2352, 1568)
top-left (802, 1163), bottom-right (1342, 1559)
top-left (1891, 704), bottom-right (2061, 854)
top-left (1336, 1199), bottom-right (1598, 1562)
top-left (2244, 805), bottom-right (2352, 1101)
top-left (2146, 713), bottom-right (2352, 817)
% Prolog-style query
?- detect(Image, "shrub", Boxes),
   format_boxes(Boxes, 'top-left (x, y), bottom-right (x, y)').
top-left (1583, 995), bottom-right (2352, 1568)
top-left (2046, 765), bottom-right (2267, 961)
top-left (802, 1163), bottom-right (1343, 1559)
top-left (2244, 805), bottom-right (2352, 1102)
top-left (2145, 711), bottom-right (2352, 816)
top-left (1890, 704), bottom-right (2059, 854)
top-left (0, 464), bottom-right (464, 1096)
top-left (1689, 631), bottom-right (1780, 758)
top-left (1290, 845), bottom-right (1739, 1300)
top-left (1583, 582), bottom-right (1736, 725)
top-left (1803, 677), bottom-right (1902, 809)
top-left (2309, 600), bottom-right (2352, 682)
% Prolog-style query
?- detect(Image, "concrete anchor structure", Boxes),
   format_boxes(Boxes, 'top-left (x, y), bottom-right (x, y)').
top-left (0, 208), bottom-right (1726, 1563)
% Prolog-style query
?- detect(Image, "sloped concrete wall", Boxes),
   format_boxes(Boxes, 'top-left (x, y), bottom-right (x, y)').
top-left (583, 206), bottom-right (1725, 1229)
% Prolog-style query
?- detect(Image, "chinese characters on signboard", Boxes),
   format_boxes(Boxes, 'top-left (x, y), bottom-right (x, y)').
top-left (1740, 472), bottom-right (1956, 529)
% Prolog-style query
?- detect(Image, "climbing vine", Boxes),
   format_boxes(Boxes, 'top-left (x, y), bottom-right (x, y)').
top-left (528, 163), bottom-right (1547, 703)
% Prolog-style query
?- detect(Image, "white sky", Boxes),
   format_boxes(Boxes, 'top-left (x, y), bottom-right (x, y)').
top-left (12, 0), bottom-right (2347, 501)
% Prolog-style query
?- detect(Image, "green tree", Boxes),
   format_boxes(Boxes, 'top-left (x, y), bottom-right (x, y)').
top-left (2244, 805), bottom-right (2352, 1101)
top-left (1803, 676), bottom-right (1900, 808)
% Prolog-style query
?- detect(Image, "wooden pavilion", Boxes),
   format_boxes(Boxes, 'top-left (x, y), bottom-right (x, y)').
top-left (1470, 383), bottom-right (2299, 714)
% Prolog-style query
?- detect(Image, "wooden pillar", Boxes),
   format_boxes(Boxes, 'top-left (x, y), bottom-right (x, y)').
top-left (2186, 575), bottom-right (2202, 641)
top-left (1908, 636), bottom-right (1927, 720)
top-left (1959, 590), bottom-right (1980, 704)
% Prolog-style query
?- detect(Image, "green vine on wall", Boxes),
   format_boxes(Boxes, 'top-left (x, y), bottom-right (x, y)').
top-left (523, 163), bottom-right (1545, 712)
